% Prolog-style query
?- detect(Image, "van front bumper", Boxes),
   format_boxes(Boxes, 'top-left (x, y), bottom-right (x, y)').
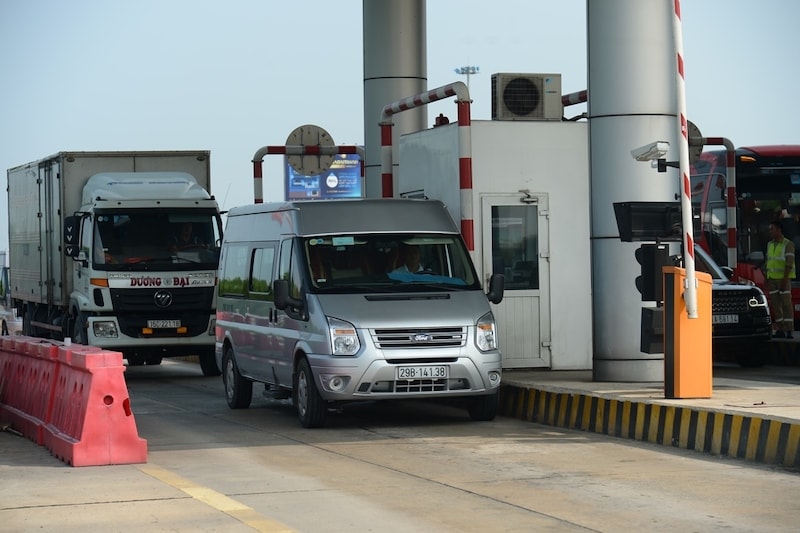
top-left (306, 352), bottom-right (502, 401)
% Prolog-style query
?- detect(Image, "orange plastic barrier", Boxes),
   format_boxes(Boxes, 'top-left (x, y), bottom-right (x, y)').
top-left (0, 337), bottom-right (147, 467)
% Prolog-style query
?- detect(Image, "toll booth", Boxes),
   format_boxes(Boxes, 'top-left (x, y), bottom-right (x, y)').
top-left (398, 120), bottom-right (592, 370)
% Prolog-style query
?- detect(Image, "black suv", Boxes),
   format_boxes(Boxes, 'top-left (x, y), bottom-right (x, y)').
top-left (694, 245), bottom-right (772, 367)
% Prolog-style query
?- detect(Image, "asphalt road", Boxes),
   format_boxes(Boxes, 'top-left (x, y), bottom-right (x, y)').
top-left (2, 359), bottom-right (800, 532)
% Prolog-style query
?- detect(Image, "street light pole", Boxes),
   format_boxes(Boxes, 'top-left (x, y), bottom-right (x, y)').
top-left (453, 65), bottom-right (479, 90)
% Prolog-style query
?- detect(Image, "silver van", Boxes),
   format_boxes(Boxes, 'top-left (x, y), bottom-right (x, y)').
top-left (215, 199), bottom-right (504, 427)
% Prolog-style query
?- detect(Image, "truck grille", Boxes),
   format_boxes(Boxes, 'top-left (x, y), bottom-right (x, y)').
top-left (110, 287), bottom-right (213, 312)
top-left (371, 327), bottom-right (466, 349)
top-left (109, 287), bottom-right (213, 338)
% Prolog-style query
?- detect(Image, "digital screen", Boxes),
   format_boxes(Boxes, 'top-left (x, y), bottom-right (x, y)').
top-left (285, 153), bottom-right (363, 200)
top-left (613, 201), bottom-right (682, 242)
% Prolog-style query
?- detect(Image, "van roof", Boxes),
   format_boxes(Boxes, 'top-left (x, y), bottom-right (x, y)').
top-left (226, 198), bottom-right (459, 235)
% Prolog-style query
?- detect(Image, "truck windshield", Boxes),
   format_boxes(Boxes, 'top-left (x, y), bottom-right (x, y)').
top-left (303, 233), bottom-right (480, 292)
top-left (92, 209), bottom-right (221, 270)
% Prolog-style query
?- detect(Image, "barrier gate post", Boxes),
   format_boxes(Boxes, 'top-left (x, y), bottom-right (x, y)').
top-left (663, 266), bottom-right (713, 399)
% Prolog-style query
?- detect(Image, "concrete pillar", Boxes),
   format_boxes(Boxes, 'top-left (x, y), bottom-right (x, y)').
top-left (362, 0), bottom-right (428, 198)
top-left (588, 0), bottom-right (680, 381)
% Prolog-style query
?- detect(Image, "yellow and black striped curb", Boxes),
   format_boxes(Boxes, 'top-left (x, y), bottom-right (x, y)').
top-left (498, 384), bottom-right (800, 469)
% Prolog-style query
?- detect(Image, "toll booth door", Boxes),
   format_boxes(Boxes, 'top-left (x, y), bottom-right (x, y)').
top-left (481, 194), bottom-right (551, 368)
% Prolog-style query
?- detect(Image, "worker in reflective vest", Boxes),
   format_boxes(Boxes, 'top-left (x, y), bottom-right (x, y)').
top-left (766, 220), bottom-right (796, 338)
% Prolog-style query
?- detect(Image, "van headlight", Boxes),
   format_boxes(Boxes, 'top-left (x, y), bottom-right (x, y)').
top-left (476, 312), bottom-right (498, 352)
top-left (328, 317), bottom-right (360, 356)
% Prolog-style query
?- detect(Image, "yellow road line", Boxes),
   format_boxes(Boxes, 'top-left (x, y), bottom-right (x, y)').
top-left (139, 464), bottom-right (295, 533)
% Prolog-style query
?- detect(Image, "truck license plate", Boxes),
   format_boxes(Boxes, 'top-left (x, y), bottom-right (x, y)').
top-left (712, 314), bottom-right (739, 324)
top-left (147, 319), bottom-right (181, 328)
top-left (396, 365), bottom-right (449, 380)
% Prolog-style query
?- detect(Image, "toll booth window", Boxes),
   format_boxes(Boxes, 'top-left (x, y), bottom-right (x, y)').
top-left (491, 205), bottom-right (540, 290)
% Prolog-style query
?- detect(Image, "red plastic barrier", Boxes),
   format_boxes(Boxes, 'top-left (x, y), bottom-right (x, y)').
top-left (0, 337), bottom-right (147, 467)
top-left (0, 337), bottom-right (58, 444)
top-left (42, 344), bottom-right (147, 466)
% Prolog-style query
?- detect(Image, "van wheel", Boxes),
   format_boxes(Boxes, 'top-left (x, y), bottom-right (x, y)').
top-left (223, 347), bottom-right (252, 409)
top-left (294, 358), bottom-right (326, 428)
top-left (199, 348), bottom-right (221, 377)
top-left (468, 391), bottom-right (499, 421)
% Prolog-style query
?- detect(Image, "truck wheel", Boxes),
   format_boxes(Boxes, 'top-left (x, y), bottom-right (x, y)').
top-left (293, 358), bottom-right (326, 428)
top-left (223, 347), bottom-right (252, 409)
top-left (199, 348), bottom-right (221, 377)
top-left (468, 391), bottom-right (499, 421)
top-left (23, 307), bottom-right (34, 336)
top-left (72, 312), bottom-right (89, 345)
top-left (126, 355), bottom-right (145, 366)
top-left (145, 355), bottom-right (163, 366)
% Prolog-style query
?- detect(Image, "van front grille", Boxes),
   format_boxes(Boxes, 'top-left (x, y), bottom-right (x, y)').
top-left (363, 377), bottom-right (471, 394)
top-left (371, 327), bottom-right (466, 349)
top-left (395, 379), bottom-right (448, 392)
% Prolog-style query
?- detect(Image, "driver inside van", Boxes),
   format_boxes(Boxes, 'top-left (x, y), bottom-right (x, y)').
top-left (391, 244), bottom-right (424, 273)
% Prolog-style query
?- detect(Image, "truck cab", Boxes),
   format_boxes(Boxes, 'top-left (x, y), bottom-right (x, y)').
top-left (62, 172), bottom-right (223, 374)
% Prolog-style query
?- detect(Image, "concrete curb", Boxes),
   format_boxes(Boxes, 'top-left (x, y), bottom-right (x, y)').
top-left (498, 383), bottom-right (800, 469)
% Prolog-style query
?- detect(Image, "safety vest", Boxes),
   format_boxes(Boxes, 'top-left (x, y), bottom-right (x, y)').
top-left (766, 238), bottom-right (796, 280)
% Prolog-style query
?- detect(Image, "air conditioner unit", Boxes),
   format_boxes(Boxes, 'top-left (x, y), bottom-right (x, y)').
top-left (491, 73), bottom-right (562, 121)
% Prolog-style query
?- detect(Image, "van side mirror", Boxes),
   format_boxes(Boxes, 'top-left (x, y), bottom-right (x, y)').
top-left (273, 279), bottom-right (303, 311)
top-left (487, 274), bottom-right (504, 304)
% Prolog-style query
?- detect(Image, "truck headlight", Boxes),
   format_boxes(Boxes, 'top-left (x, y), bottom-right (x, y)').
top-left (328, 317), bottom-right (359, 356)
top-left (93, 320), bottom-right (119, 338)
top-left (476, 312), bottom-right (498, 352)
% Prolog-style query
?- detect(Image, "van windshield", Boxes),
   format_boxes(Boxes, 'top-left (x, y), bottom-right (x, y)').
top-left (303, 234), bottom-right (480, 292)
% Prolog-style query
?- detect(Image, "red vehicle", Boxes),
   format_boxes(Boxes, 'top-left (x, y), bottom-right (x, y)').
top-left (691, 145), bottom-right (800, 328)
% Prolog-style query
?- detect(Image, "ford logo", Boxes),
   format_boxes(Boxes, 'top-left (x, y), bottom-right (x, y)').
top-left (154, 289), bottom-right (173, 308)
top-left (411, 333), bottom-right (433, 343)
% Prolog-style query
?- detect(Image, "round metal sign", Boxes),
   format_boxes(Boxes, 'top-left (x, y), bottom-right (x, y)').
top-left (285, 124), bottom-right (335, 176)
top-left (687, 120), bottom-right (703, 164)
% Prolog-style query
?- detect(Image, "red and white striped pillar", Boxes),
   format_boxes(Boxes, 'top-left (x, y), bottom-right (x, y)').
top-left (379, 81), bottom-right (475, 250)
top-left (456, 98), bottom-right (474, 250)
top-left (673, 0), bottom-right (698, 318)
top-left (700, 137), bottom-right (737, 269)
top-left (561, 90), bottom-right (588, 107)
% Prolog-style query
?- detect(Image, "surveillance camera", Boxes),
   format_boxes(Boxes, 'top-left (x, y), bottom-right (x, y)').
top-left (631, 141), bottom-right (670, 162)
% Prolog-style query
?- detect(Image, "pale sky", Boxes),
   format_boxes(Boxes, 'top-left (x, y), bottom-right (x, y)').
top-left (1, 0), bottom-right (798, 255)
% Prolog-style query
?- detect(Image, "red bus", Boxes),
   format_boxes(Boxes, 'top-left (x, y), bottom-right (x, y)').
top-left (691, 145), bottom-right (800, 328)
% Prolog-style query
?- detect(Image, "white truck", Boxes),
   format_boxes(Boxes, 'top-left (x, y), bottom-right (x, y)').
top-left (6, 151), bottom-right (224, 375)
